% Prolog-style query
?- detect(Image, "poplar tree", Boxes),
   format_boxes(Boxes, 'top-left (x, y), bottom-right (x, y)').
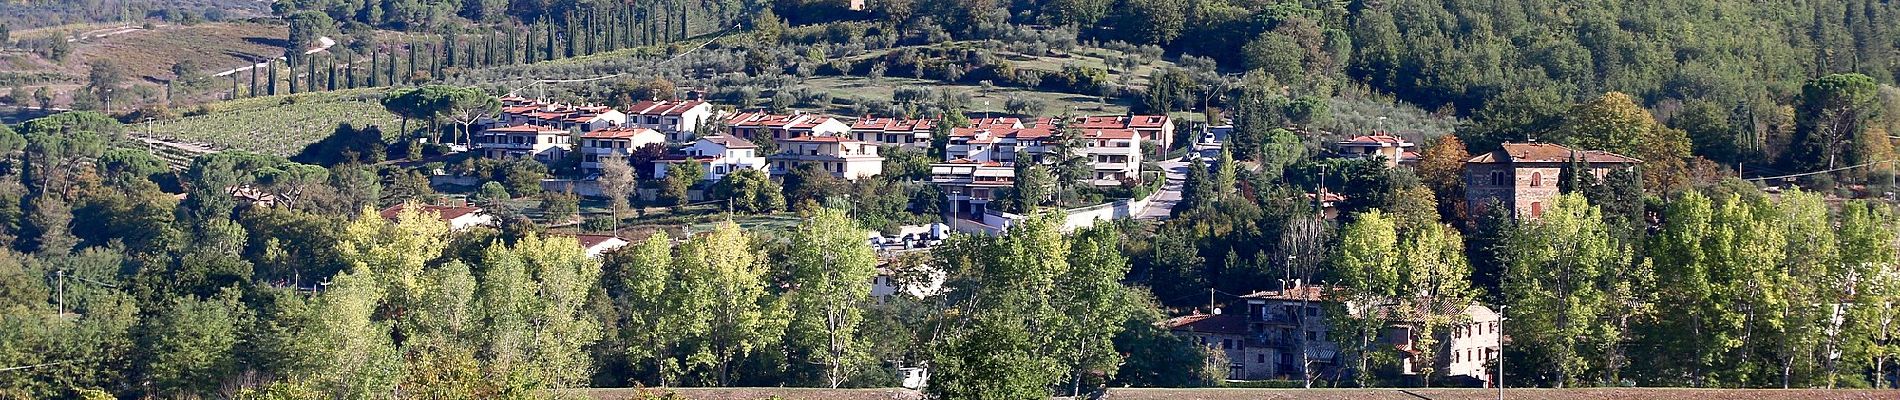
top-left (784, 209), bottom-right (878, 388)
top-left (1504, 194), bottom-right (1630, 387)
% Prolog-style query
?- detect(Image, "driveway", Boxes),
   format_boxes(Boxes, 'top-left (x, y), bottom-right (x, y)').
top-left (1137, 158), bottom-right (1189, 220)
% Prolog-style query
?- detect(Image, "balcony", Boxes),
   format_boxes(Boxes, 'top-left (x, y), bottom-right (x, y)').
top-left (1247, 335), bottom-right (1300, 349)
top-left (1255, 313), bottom-right (1299, 325)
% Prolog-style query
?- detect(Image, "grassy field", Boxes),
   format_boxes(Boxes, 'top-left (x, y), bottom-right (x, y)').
top-left (573, 387), bottom-right (1896, 400)
top-left (138, 89), bottom-right (401, 156)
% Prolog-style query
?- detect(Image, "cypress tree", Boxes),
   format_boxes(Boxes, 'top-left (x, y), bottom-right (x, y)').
top-left (268, 58), bottom-right (279, 96)
top-left (368, 51), bottom-right (380, 87)
top-left (406, 42), bottom-right (418, 81)
top-left (249, 57), bottom-right (259, 96)
top-left (327, 55), bottom-right (337, 90)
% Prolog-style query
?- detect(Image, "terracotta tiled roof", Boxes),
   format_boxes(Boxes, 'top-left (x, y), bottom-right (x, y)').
top-left (1163, 313), bottom-right (1250, 335)
top-left (485, 124), bottom-right (566, 134)
top-left (1130, 115), bottom-right (1170, 128)
top-left (627, 100), bottom-right (708, 116)
top-left (1466, 142), bottom-right (1642, 164)
top-left (700, 135), bottom-right (757, 149)
top-left (727, 112), bottom-right (806, 128)
top-left (379, 204), bottom-right (481, 221)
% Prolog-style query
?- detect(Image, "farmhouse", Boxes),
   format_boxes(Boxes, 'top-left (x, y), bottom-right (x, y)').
top-left (1463, 142), bottom-right (1641, 219)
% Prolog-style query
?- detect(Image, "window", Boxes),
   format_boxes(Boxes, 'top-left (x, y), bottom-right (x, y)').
top-left (1221, 339), bottom-right (1232, 350)
top-left (1257, 354), bottom-right (1266, 364)
top-left (1306, 331), bottom-right (1317, 341)
top-left (1529, 171), bottom-right (1543, 187)
top-left (1307, 307), bottom-right (1319, 316)
top-left (1489, 170), bottom-right (1509, 186)
top-left (1454, 351), bottom-right (1460, 363)
top-left (1530, 201), bottom-right (1544, 218)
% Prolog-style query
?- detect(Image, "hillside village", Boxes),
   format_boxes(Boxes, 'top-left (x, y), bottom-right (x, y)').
top-left (10, 0), bottom-right (1900, 398)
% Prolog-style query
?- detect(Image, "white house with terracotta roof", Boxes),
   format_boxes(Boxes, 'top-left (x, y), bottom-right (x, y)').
top-left (768, 136), bottom-right (885, 180)
top-left (571, 234), bottom-right (631, 257)
top-left (727, 112), bottom-right (851, 142)
top-left (378, 203), bottom-right (494, 231)
top-left (1463, 142), bottom-right (1640, 219)
top-left (1081, 127), bottom-right (1143, 184)
top-left (653, 135), bottom-right (768, 182)
top-left (1075, 115), bottom-right (1173, 156)
top-left (850, 116), bottom-right (937, 148)
top-left (495, 101), bottom-right (625, 132)
top-left (475, 124), bottom-right (572, 163)
top-left (1335, 134), bottom-right (1417, 167)
top-left (943, 121), bottom-right (1055, 165)
top-left (580, 127), bottom-right (668, 174)
top-left (624, 100), bottom-right (714, 141)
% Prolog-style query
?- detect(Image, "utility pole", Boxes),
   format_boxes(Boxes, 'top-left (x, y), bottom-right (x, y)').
top-left (1497, 304), bottom-right (1507, 400)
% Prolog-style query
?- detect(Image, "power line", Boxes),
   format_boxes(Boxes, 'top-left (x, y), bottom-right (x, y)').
top-left (1744, 159), bottom-right (1898, 182)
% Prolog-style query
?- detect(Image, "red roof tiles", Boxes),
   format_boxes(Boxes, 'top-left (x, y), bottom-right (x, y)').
top-left (1466, 142), bottom-right (1643, 164)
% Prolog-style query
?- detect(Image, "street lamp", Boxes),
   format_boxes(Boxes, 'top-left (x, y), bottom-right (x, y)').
top-left (1497, 303), bottom-right (1508, 400)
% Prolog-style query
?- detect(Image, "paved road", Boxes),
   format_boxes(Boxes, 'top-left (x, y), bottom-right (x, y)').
top-left (1137, 158), bottom-right (1189, 220)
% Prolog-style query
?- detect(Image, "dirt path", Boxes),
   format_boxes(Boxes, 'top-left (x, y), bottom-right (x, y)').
top-left (212, 36), bottom-right (336, 77)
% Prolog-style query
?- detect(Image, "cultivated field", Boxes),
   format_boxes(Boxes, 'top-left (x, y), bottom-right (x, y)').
top-left (574, 387), bottom-right (1898, 400)
top-left (6, 22), bottom-right (291, 82)
top-left (138, 89), bottom-right (402, 156)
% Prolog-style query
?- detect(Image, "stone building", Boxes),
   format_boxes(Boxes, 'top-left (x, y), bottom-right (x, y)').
top-left (1462, 142), bottom-right (1640, 219)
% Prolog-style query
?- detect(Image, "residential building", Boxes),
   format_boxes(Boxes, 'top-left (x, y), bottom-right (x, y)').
top-left (768, 136), bottom-right (884, 180)
top-left (572, 234), bottom-right (630, 258)
top-left (1075, 115), bottom-right (1173, 156)
top-left (727, 112), bottom-right (851, 142)
top-left (943, 122), bottom-right (1054, 165)
top-left (1463, 142), bottom-right (1641, 219)
top-left (475, 124), bottom-right (572, 163)
top-left (930, 159), bottom-right (1014, 218)
top-left (652, 135), bottom-right (768, 182)
top-left (1081, 128), bottom-right (1142, 185)
top-left (495, 101), bottom-right (625, 132)
top-left (624, 100), bottom-right (715, 141)
top-left (943, 120), bottom-right (1140, 186)
top-left (579, 127), bottom-right (667, 174)
top-left (1335, 134), bottom-right (1417, 167)
top-left (1177, 283), bottom-right (1501, 384)
top-left (379, 203), bottom-right (494, 231)
top-left (1391, 304), bottom-right (1500, 385)
top-left (850, 116), bottom-right (937, 148)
